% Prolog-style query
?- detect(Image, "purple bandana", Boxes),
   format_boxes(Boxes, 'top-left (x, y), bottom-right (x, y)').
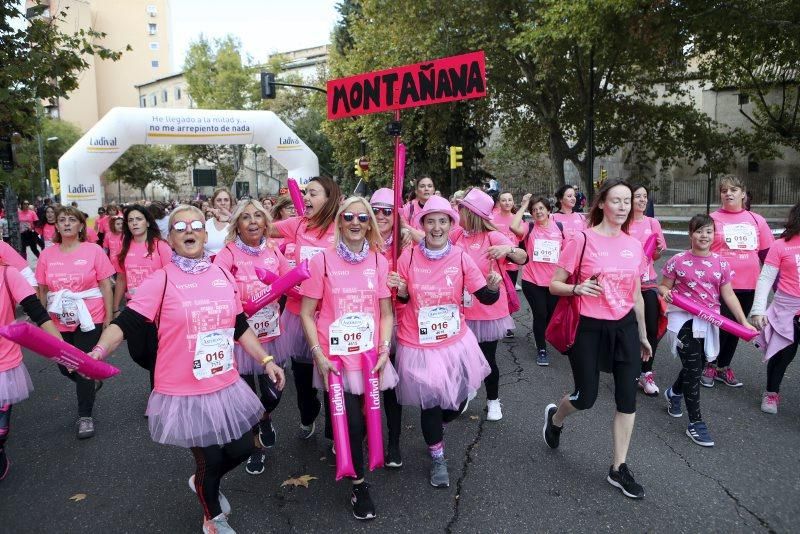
top-left (234, 235), bottom-right (266, 256)
top-left (171, 251), bottom-right (212, 274)
top-left (419, 239), bottom-right (451, 261)
top-left (336, 240), bottom-right (370, 264)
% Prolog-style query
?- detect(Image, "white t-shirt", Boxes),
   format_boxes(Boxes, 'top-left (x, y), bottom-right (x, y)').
top-left (204, 218), bottom-right (229, 255)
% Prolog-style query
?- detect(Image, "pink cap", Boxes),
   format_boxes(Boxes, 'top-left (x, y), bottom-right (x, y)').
top-left (412, 195), bottom-right (460, 228)
top-left (369, 188), bottom-right (394, 207)
top-left (458, 188), bottom-right (494, 220)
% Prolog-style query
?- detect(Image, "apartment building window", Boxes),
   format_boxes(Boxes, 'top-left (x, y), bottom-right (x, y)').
top-left (162, 90), bottom-right (168, 103)
top-left (147, 5), bottom-right (157, 16)
top-left (148, 23), bottom-right (157, 35)
top-left (174, 87), bottom-right (182, 100)
top-left (151, 60), bottom-right (159, 68)
top-left (150, 94), bottom-right (157, 106)
top-left (149, 42), bottom-right (159, 51)
top-left (140, 96), bottom-right (147, 108)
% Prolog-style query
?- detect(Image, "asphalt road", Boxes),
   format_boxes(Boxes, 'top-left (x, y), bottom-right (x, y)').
top-left (1, 236), bottom-right (797, 533)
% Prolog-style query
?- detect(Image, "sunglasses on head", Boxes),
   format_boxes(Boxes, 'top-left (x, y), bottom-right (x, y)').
top-left (341, 212), bottom-right (370, 223)
top-left (171, 220), bottom-right (204, 232)
top-left (371, 207), bottom-right (393, 216)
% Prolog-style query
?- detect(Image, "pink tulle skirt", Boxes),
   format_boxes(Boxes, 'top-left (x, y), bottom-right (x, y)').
top-left (466, 316), bottom-right (515, 343)
top-left (234, 338), bottom-right (282, 375)
top-left (312, 359), bottom-right (399, 394)
top-left (146, 378), bottom-right (264, 448)
top-left (0, 363), bottom-right (33, 405)
top-left (272, 310), bottom-right (313, 364)
top-left (395, 329), bottom-right (491, 410)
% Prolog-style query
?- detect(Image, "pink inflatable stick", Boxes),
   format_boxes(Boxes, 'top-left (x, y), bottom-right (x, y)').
top-left (643, 234), bottom-right (658, 260)
top-left (327, 358), bottom-right (356, 480)
top-left (0, 322), bottom-right (120, 380)
top-left (288, 179), bottom-right (306, 217)
top-left (253, 267), bottom-right (301, 300)
top-left (361, 350), bottom-right (384, 470)
top-left (243, 260), bottom-right (310, 317)
top-left (671, 293), bottom-right (757, 341)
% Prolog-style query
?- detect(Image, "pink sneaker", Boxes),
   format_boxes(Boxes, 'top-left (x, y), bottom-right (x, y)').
top-left (638, 372), bottom-right (659, 397)
top-left (700, 364), bottom-right (716, 388)
top-left (715, 367), bottom-right (743, 387)
top-left (761, 392), bottom-right (779, 414)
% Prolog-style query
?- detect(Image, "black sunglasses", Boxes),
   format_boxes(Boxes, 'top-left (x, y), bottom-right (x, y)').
top-left (341, 212), bottom-right (370, 223)
top-left (372, 207), bottom-right (393, 216)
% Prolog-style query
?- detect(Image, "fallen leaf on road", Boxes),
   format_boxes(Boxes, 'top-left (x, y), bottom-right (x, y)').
top-left (469, 415), bottom-right (479, 420)
top-left (69, 494), bottom-right (87, 502)
top-left (281, 475), bottom-right (317, 488)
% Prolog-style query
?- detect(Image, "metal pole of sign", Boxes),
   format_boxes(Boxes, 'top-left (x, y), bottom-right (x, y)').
top-left (586, 47), bottom-right (595, 203)
top-left (706, 170), bottom-right (713, 215)
top-left (254, 147), bottom-right (259, 199)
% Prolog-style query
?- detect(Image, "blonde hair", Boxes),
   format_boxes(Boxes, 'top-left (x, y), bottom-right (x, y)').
top-left (53, 206), bottom-right (87, 243)
top-left (167, 204), bottom-right (206, 231)
top-left (718, 174), bottom-right (746, 192)
top-left (334, 196), bottom-right (383, 252)
top-left (225, 199), bottom-right (271, 243)
top-left (458, 205), bottom-right (497, 234)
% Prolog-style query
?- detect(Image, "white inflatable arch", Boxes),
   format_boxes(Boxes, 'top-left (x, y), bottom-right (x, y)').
top-left (58, 107), bottom-right (319, 215)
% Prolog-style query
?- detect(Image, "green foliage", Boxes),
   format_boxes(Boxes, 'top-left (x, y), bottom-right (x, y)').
top-left (107, 145), bottom-right (179, 199)
top-left (11, 117), bottom-right (83, 195)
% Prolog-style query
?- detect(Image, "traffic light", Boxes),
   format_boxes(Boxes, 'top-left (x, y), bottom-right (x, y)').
top-left (49, 168), bottom-right (60, 194)
top-left (449, 146), bottom-right (463, 170)
top-left (260, 72), bottom-right (276, 99)
top-left (354, 157), bottom-right (370, 179)
top-left (354, 158), bottom-right (363, 178)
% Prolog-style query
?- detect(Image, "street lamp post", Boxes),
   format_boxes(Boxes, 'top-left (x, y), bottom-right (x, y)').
top-left (37, 135), bottom-right (58, 198)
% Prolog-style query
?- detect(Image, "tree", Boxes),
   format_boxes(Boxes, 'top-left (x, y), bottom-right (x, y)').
top-left (106, 145), bottom-right (179, 200)
top-left (12, 116), bottom-right (82, 194)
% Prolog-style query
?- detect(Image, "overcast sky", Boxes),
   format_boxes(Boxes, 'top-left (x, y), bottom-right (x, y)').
top-left (169, 0), bottom-right (340, 70)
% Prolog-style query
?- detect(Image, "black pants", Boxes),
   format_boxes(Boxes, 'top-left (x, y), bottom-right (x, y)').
top-left (0, 403), bottom-right (11, 448)
top-left (716, 289), bottom-right (755, 368)
top-left (671, 320), bottom-right (704, 423)
top-left (291, 360), bottom-right (320, 427)
top-left (479, 340), bottom-right (499, 400)
top-left (20, 230), bottom-right (39, 259)
top-left (383, 353), bottom-right (402, 447)
top-left (566, 314), bottom-right (641, 414)
top-left (420, 400), bottom-right (466, 446)
top-left (521, 281), bottom-right (559, 351)
top-left (58, 325), bottom-right (102, 417)
top-left (766, 317), bottom-right (800, 393)
top-left (641, 289), bottom-right (661, 373)
top-left (126, 321), bottom-right (158, 390)
top-left (507, 269), bottom-right (519, 286)
top-left (344, 392), bottom-right (366, 479)
top-left (190, 431), bottom-right (254, 519)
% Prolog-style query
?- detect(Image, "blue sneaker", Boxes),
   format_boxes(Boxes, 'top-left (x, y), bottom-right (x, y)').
top-left (537, 349), bottom-right (550, 367)
top-left (686, 421), bottom-right (715, 447)
top-left (665, 387), bottom-right (683, 418)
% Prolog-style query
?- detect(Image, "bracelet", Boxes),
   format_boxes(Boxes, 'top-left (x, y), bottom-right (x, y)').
top-left (571, 284), bottom-right (579, 296)
top-left (261, 355), bottom-right (274, 366)
top-left (310, 344), bottom-right (323, 354)
top-left (91, 344), bottom-right (108, 359)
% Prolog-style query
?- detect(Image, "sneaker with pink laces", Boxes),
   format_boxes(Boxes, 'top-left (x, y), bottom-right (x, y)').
top-left (761, 392), bottom-right (779, 414)
top-left (638, 372), bottom-right (659, 397)
top-left (715, 367), bottom-right (743, 387)
top-left (700, 364), bottom-right (716, 388)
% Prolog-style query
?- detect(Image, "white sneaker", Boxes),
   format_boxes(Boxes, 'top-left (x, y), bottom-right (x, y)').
top-left (486, 399), bottom-right (503, 421)
top-left (203, 513), bottom-right (236, 534)
top-left (189, 475), bottom-right (231, 516)
top-left (638, 372), bottom-right (659, 397)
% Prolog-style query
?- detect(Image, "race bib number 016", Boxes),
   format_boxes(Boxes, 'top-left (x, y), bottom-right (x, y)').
top-left (193, 328), bottom-right (235, 380)
top-left (329, 312), bottom-right (375, 355)
top-left (723, 224), bottom-right (757, 251)
top-left (533, 239), bottom-right (560, 263)
top-left (418, 304), bottom-right (460, 344)
top-left (247, 303), bottom-right (281, 340)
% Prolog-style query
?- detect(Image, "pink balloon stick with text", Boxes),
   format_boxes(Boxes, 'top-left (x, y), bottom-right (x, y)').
top-left (327, 359), bottom-right (356, 480)
top-left (287, 178), bottom-right (306, 217)
top-left (361, 349), bottom-right (384, 470)
top-left (670, 293), bottom-right (757, 341)
top-left (243, 260), bottom-right (310, 317)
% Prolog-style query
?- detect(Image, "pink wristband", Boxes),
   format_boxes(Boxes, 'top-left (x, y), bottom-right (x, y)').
top-left (91, 345), bottom-right (108, 360)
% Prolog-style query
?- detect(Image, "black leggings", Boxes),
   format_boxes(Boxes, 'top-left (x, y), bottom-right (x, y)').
top-left (671, 320), bottom-right (704, 423)
top-left (641, 289), bottom-right (661, 373)
top-left (190, 432), bottom-right (254, 519)
top-left (566, 314), bottom-right (641, 414)
top-left (479, 340), bottom-right (499, 400)
top-left (420, 400), bottom-right (467, 446)
top-left (20, 230), bottom-right (39, 258)
top-left (716, 289), bottom-right (755, 368)
top-left (383, 353), bottom-right (402, 446)
top-left (291, 360), bottom-right (320, 427)
top-left (59, 325), bottom-right (102, 417)
top-left (507, 269), bottom-right (519, 286)
top-left (766, 317), bottom-right (800, 393)
top-left (0, 403), bottom-right (11, 448)
top-left (241, 373), bottom-right (282, 421)
top-left (521, 281), bottom-right (558, 351)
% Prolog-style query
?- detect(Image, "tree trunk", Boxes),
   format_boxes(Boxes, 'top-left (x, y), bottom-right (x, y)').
top-left (140, 187), bottom-right (147, 201)
top-left (548, 133), bottom-right (566, 186)
top-left (3, 186), bottom-right (21, 253)
top-left (575, 156), bottom-right (592, 202)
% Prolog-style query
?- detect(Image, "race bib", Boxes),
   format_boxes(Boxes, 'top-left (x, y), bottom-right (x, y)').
top-left (59, 298), bottom-right (78, 327)
top-left (247, 303), bottom-right (281, 340)
top-left (300, 246), bottom-right (325, 262)
top-left (329, 312), bottom-right (375, 355)
top-left (463, 289), bottom-right (473, 308)
top-left (418, 304), bottom-right (460, 344)
top-left (533, 239), bottom-right (560, 263)
top-left (192, 328), bottom-right (235, 380)
top-left (723, 224), bottom-right (757, 251)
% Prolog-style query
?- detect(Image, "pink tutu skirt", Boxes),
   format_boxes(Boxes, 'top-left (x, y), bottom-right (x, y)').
top-left (0, 363), bottom-right (33, 405)
top-left (146, 378), bottom-right (264, 448)
top-left (466, 316), bottom-right (515, 343)
top-left (312, 359), bottom-right (399, 394)
top-left (395, 329), bottom-right (490, 410)
top-left (272, 310), bottom-right (313, 364)
top-left (234, 338), bottom-right (282, 375)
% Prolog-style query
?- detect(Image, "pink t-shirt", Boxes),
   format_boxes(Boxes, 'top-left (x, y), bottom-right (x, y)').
top-left (105, 232), bottom-right (123, 259)
top-left (521, 220), bottom-right (564, 286)
top-left (400, 200), bottom-right (426, 230)
top-left (0, 266), bottom-right (36, 371)
top-left (710, 209), bottom-right (773, 290)
top-left (662, 251), bottom-right (732, 313)
top-left (396, 245), bottom-right (486, 349)
top-left (274, 216), bottom-right (335, 315)
top-left (37, 223), bottom-right (57, 248)
top-left (764, 236), bottom-right (800, 298)
top-left (17, 209), bottom-right (38, 232)
top-left (35, 242), bottom-right (115, 331)
top-left (95, 215), bottom-right (109, 234)
top-left (301, 249), bottom-right (390, 371)
top-left (453, 230), bottom-right (513, 321)
top-left (213, 241), bottom-right (290, 342)
top-left (551, 212), bottom-right (586, 239)
top-left (557, 229), bottom-right (645, 320)
top-left (86, 227), bottom-right (99, 245)
top-left (0, 240), bottom-right (29, 271)
top-left (112, 239), bottom-right (172, 298)
top-left (127, 264), bottom-right (243, 396)
top-left (491, 212), bottom-right (519, 272)
top-left (627, 216), bottom-right (666, 286)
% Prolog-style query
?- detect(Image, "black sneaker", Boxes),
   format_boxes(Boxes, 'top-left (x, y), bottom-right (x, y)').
top-left (258, 418), bottom-right (277, 448)
top-left (351, 482), bottom-right (376, 520)
top-left (542, 403), bottom-right (562, 449)
top-left (607, 463), bottom-right (645, 499)
top-left (385, 443), bottom-right (403, 468)
top-left (0, 447), bottom-right (8, 481)
top-left (245, 451), bottom-right (266, 475)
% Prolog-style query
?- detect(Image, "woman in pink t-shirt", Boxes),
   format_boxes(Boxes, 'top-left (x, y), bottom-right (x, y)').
top-left (511, 194), bottom-right (564, 366)
top-left (269, 176), bottom-right (340, 439)
top-left (400, 176), bottom-right (434, 241)
top-left (0, 263), bottom-right (62, 480)
top-left (300, 196), bottom-right (398, 520)
top-left (88, 205), bottom-right (285, 533)
top-left (492, 192), bottom-right (520, 283)
top-left (706, 175), bottom-right (774, 388)
top-left (104, 215), bottom-right (124, 260)
top-left (454, 188), bottom-right (527, 422)
top-left (36, 205), bottom-right (57, 250)
top-left (112, 205), bottom-right (171, 389)
top-left (214, 199), bottom-right (291, 475)
top-left (551, 184), bottom-right (586, 239)
top-left (751, 202), bottom-right (800, 414)
top-left (17, 200), bottom-right (39, 259)
top-left (628, 184), bottom-right (667, 396)
top-left (269, 195), bottom-right (297, 259)
top-left (542, 180), bottom-right (652, 500)
top-left (35, 206), bottom-right (114, 440)
top-left (389, 195), bottom-right (499, 489)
